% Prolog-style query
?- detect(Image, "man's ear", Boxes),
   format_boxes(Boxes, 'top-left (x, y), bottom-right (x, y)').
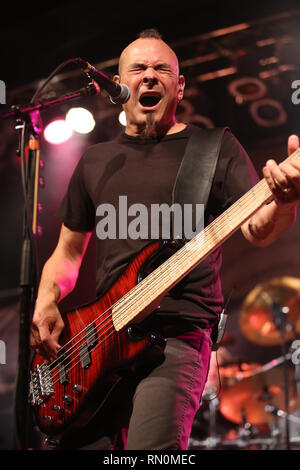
top-left (113, 75), bottom-right (120, 84)
top-left (178, 75), bottom-right (185, 101)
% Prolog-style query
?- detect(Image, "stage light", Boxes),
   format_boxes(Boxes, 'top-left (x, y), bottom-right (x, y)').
top-left (44, 119), bottom-right (73, 144)
top-left (119, 111), bottom-right (126, 126)
top-left (228, 77), bottom-right (267, 104)
top-left (249, 98), bottom-right (287, 128)
top-left (65, 107), bottom-right (95, 134)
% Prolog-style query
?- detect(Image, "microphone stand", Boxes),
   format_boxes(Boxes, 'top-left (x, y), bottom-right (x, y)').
top-left (0, 82), bottom-right (99, 450)
top-left (271, 301), bottom-right (291, 450)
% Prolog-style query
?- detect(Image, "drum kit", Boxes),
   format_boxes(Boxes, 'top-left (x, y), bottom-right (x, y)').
top-left (189, 276), bottom-right (300, 450)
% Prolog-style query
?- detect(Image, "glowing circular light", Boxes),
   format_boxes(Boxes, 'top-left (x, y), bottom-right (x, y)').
top-left (228, 77), bottom-right (267, 104)
top-left (66, 107), bottom-right (95, 134)
top-left (119, 111), bottom-right (127, 126)
top-left (249, 98), bottom-right (287, 127)
top-left (44, 119), bottom-right (73, 144)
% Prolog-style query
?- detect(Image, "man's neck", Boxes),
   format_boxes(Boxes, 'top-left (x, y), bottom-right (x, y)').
top-left (166, 121), bottom-right (187, 135)
top-left (125, 119), bottom-right (186, 138)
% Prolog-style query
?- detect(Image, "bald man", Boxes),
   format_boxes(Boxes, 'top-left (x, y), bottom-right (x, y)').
top-left (30, 29), bottom-right (300, 450)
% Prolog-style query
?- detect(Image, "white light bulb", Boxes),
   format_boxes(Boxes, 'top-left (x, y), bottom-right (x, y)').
top-left (66, 107), bottom-right (95, 134)
top-left (118, 111), bottom-right (126, 127)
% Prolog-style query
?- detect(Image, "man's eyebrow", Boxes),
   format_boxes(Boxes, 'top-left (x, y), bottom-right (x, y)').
top-left (128, 62), bottom-right (147, 69)
top-left (128, 62), bottom-right (173, 70)
top-left (155, 62), bottom-right (172, 69)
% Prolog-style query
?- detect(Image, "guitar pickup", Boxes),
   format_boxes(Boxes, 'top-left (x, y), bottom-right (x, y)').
top-left (86, 323), bottom-right (98, 349)
top-left (79, 323), bottom-right (98, 370)
top-left (79, 343), bottom-right (91, 369)
top-left (56, 348), bottom-right (69, 385)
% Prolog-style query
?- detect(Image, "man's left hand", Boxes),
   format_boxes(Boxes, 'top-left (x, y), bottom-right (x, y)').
top-left (262, 134), bottom-right (300, 205)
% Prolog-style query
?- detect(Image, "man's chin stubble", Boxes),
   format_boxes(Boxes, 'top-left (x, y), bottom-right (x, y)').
top-left (140, 113), bottom-right (156, 138)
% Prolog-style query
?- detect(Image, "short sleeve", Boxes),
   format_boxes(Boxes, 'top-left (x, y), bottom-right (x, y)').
top-left (56, 154), bottom-right (95, 232)
top-left (209, 130), bottom-right (260, 215)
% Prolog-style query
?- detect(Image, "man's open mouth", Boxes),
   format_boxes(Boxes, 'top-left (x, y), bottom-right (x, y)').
top-left (139, 92), bottom-right (162, 108)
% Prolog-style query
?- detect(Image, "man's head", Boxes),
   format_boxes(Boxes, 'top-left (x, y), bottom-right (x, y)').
top-left (114, 29), bottom-right (185, 137)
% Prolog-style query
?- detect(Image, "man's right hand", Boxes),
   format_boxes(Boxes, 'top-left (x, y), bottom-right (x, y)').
top-left (30, 297), bottom-right (65, 363)
top-left (29, 224), bottom-right (91, 363)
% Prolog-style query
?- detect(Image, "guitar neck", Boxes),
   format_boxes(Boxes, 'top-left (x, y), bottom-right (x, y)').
top-left (112, 147), bottom-right (300, 331)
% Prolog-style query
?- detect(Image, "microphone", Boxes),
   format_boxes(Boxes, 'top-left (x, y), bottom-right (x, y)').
top-left (78, 59), bottom-right (130, 105)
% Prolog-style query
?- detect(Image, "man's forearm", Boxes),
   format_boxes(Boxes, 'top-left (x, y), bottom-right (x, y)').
top-left (35, 253), bottom-right (80, 306)
top-left (31, 226), bottom-right (90, 360)
top-left (35, 225), bottom-right (91, 306)
top-left (242, 199), bottom-right (297, 247)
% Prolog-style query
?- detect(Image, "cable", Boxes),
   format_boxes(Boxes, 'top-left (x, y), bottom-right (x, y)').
top-left (19, 120), bottom-right (39, 290)
top-left (30, 58), bottom-right (84, 104)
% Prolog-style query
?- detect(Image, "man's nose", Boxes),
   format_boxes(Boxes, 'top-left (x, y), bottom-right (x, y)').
top-left (143, 69), bottom-right (158, 86)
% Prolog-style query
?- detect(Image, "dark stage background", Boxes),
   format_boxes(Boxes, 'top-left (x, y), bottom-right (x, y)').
top-left (0, 0), bottom-right (300, 450)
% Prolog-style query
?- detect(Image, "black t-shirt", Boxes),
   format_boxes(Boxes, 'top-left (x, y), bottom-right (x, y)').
top-left (57, 124), bottom-right (259, 331)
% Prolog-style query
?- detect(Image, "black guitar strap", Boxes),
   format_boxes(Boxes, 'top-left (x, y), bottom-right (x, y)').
top-left (171, 126), bottom-right (229, 349)
top-left (171, 126), bottom-right (228, 241)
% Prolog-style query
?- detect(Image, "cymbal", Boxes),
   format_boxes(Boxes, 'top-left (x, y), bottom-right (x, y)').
top-left (239, 277), bottom-right (300, 346)
top-left (219, 362), bottom-right (298, 425)
top-left (220, 362), bottom-right (260, 381)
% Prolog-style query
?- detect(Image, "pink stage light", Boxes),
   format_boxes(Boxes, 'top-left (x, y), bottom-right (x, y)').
top-left (44, 119), bottom-right (73, 144)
